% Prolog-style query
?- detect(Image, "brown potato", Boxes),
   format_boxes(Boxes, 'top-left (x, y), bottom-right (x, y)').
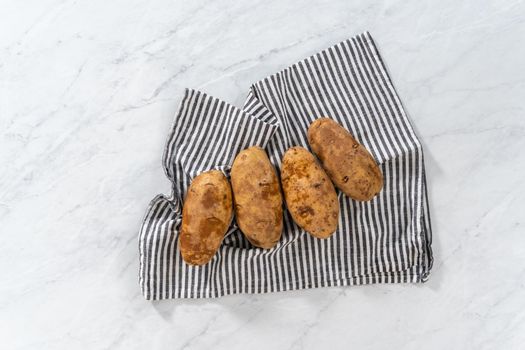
top-left (231, 146), bottom-right (283, 249)
top-left (307, 118), bottom-right (383, 201)
top-left (179, 170), bottom-right (233, 265)
top-left (281, 146), bottom-right (339, 239)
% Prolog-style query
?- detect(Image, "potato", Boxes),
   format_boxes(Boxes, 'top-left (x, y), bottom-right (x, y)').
top-left (307, 118), bottom-right (383, 201)
top-left (179, 170), bottom-right (233, 265)
top-left (280, 146), bottom-right (339, 239)
top-left (231, 146), bottom-right (283, 249)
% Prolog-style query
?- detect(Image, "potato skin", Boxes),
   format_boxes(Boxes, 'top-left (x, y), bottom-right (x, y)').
top-left (307, 118), bottom-right (383, 201)
top-left (179, 170), bottom-right (233, 265)
top-left (231, 146), bottom-right (283, 249)
top-left (280, 147), bottom-right (339, 239)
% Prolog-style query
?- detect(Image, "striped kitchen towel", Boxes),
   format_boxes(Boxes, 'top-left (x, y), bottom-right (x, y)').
top-left (139, 31), bottom-right (433, 299)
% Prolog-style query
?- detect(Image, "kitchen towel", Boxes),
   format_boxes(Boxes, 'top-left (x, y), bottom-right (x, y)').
top-left (139, 31), bottom-right (433, 299)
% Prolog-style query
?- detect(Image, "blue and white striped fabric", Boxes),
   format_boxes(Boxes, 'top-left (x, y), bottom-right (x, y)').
top-left (139, 31), bottom-right (433, 299)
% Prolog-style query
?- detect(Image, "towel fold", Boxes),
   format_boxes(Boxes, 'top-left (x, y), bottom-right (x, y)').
top-left (139, 31), bottom-right (433, 299)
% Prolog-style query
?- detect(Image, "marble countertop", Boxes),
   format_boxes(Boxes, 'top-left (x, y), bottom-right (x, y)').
top-left (2, 0), bottom-right (524, 349)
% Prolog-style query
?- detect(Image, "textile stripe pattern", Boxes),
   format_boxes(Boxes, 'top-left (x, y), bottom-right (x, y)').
top-left (139, 31), bottom-right (433, 299)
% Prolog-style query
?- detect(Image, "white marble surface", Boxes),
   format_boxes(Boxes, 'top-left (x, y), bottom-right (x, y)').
top-left (1, 0), bottom-right (525, 349)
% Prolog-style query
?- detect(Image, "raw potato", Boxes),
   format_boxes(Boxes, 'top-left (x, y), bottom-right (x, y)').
top-left (281, 146), bottom-right (339, 239)
top-left (307, 118), bottom-right (383, 201)
top-left (179, 170), bottom-right (233, 265)
top-left (231, 146), bottom-right (283, 249)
